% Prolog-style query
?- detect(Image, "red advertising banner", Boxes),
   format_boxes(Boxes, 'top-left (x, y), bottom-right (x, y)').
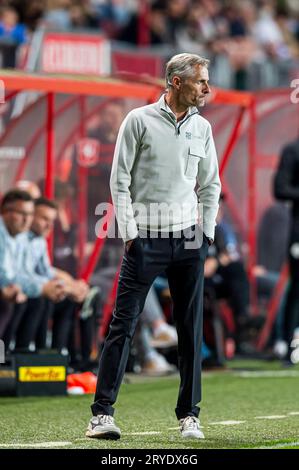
top-left (112, 50), bottom-right (163, 78)
top-left (41, 33), bottom-right (111, 75)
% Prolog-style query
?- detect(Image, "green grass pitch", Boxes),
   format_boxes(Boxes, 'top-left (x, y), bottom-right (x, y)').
top-left (0, 360), bottom-right (299, 449)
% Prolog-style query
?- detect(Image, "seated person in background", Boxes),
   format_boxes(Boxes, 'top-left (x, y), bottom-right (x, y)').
top-left (254, 202), bottom-right (290, 302)
top-left (0, 189), bottom-right (66, 348)
top-left (51, 182), bottom-right (102, 369)
top-left (18, 197), bottom-right (101, 368)
top-left (204, 194), bottom-right (262, 353)
top-left (132, 319), bottom-right (176, 377)
top-left (273, 136), bottom-right (299, 364)
top-left (52, 180), bottom-right (78, 276)
top-left (257, 202), bottom-right (290, 275)
top-left (252, 202), bottom-right (290, 356)
top-left (0, 282), bottom-right (26, 340)
top-left (25, 197), bottom-right (88, 303)
top-left (134, 284), bottom-right (177, 376)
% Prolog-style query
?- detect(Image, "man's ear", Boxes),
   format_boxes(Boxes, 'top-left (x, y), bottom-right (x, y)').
top-left (173, 76), bottom-right (181, 90)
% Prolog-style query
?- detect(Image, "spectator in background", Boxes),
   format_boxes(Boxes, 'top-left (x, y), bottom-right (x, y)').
top-left (69, 2), bottom-right (99, 30)
top-left (16, 197), bottom-right (85, 349)
top-left (22, 0), bottom-right (45, 32)
top-left (0, 189), bottom-right (66, 348)
top-left (95, 0), bottom-right (133, 27)
top-left (204, 194), bottom-right (263, 353)
top-left (0, 6), bottom-right (27, 44)
top-left (132, 318), bottom-right (176, 376)
top-left (274, 135), bottom-right (299, 364)
top-left (255, 202), bottom-right (290, 302)
top-left (0, 285), bottom-right (27, 342)
top-left (0, 189), bottom-right (31, 338)
top-left (43, 0), bottom-right (72, 30)
top-left (52, 179), bottom-right (78, 276)
top-left (70, 100), bottom-right (125, 246)
top-left (19, 196), bottom-right (101, 369)
top-left (30, 195), bottom-right (72, 288)
top-left (253, 1), bottom-right (288, 58)
top-left (165, 0), bottom-right (189, 45)
top-left (134, 283), bottom-right (178, 376)
top-left (93, 0), bottom-right (132, 37)
top-left (117, 0), bottom-right (170, 45)
top-left (0, 190), bottom-right (37, 301)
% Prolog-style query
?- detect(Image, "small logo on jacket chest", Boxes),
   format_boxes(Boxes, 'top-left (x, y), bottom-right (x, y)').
top-left (185, 132), bottom-right (192, 140)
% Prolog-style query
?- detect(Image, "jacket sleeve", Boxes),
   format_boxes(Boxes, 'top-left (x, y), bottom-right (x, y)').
top-left (274, 144), bottom-right (299, 201)
top-left (15, 272), bottom-right (43, 298)
top-left (196, 122), bottom-right (221, 239)
top-left (0, 232), bottom-right (42, 298)
top-left (34, 238), bottom-right (56, 280)
top-left (0, 232), bottom-right (13, 288)
top-left (110, 111), bottom-right (141, 243)
top-left (14, 235), bottom-right (43, 298)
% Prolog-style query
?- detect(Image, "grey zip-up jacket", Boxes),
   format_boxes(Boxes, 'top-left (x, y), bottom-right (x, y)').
top-left (110, 94), bottom-right (221, 242)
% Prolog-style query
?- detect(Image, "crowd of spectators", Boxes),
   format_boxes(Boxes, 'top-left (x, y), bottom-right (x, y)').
top-left (0, 0), bottom-right (299, 88)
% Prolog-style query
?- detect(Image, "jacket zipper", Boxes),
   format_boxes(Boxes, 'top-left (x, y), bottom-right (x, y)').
top-left (161, 109), bottom-right (199, 135)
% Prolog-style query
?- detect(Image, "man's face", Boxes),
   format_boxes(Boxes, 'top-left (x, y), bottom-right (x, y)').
top-left (177, 65), bottom-right (211, 109)
top-left (31, 205), bottom-right (57, 238)
top-left (2, 9), bottom-right (18, 28)
top-left (2, 200), bottom-right (34, 236)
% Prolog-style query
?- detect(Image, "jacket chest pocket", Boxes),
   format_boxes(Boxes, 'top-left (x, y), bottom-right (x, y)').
top-left (185, 143), bottom-right (206, 178)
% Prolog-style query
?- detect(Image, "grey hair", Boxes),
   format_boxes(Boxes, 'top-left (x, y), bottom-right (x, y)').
top-left (165, 53), bottom-right (209, 87)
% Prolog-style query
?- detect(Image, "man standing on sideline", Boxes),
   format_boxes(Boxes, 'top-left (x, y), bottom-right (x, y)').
top-left (274, 136), bottom-right (299, 364)
top-left (87, 53), bottom-right (221, 440)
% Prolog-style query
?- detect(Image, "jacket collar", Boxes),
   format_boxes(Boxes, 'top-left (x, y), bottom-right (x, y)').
top-left (157, 93), bottom-right (199, 121)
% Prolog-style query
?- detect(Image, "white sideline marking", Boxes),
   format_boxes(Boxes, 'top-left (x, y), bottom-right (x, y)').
top-left (209, 420), bottom-right (246, 425)
top-left (234, 371), bottom-right (299, 378)
top-left (255, 441), bottom-right (299, 449)
top-left (255, 415), bottom-right (287, 420)
top-left (288, 412), bottom-right (299, 415)
top-left (0, 441), bottom-right (72, 448)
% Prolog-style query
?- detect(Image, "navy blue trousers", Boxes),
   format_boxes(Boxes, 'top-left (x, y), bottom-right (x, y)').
top-left (91, 225), bottom-right (209, 420)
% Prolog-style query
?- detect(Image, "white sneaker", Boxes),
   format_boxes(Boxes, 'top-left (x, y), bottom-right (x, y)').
top-left (273, 340), bottom-right (288, 358)
top-left (290, 346), bottom-right (299, 364)
top-left (150, 323), bottom-right (178, 348)
top-left (179, 416), bottom-right (205, 439)
top-left (291, 327), bottom-right (299, 349)
top-left (141, 351), bottom-right (176, 376)
top-left (86, 414), bottom-right (121, 440)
